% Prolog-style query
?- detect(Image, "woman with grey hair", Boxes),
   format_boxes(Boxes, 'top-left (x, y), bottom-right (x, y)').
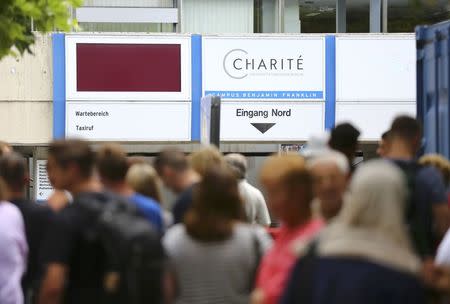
top-left (281, 160), bottom-right (425, 304)
top-left (225, 153), bottom-right (271, 227)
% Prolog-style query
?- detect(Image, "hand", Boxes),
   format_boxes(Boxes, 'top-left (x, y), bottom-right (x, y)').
top-left (421, 259), bottom-right (450, 292)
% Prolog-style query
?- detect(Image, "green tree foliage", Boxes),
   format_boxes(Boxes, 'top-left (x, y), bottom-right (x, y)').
top-left (0, 0), bottom-right (82, 59)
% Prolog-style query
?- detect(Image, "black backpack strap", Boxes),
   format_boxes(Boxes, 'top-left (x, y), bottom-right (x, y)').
top-left (394, 161), bottom-right (431, 257)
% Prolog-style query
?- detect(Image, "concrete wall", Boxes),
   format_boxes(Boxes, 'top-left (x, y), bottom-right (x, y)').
top-left (0, 34), bottom-right (53, 144)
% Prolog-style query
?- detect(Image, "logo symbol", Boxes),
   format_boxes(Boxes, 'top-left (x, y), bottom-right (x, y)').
top-left (223, 49), bottom-right (248, 79)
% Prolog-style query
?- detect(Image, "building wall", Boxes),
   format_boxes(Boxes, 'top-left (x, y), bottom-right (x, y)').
top-left (180, 0), bottom-right (254, 33)
top-left (0, 34), bottom-right (53, 144)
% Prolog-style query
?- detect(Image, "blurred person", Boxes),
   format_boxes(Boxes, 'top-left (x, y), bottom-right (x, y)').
top-left (385, 115), bottom-right (449, 257)
top-left (299, 132), bottom-right (331, 160)
top-left (39, 140), bottom-right (104, 304)
top-left (97, 143), bottom-right (163, 233)
top-left (126, 162), bottom-right (173, 228)
top-left (308, 151), bottom-right (349, 222)
top-left (163, 167), bottom-right (272, 304)
top-left (126, 163), bottom-right (162, 202)
top-left (328, 123), bottom-right (360, 172)
top-left (39, 140), bottom-right (164, 304)
top-left (154, 148), bottom-right (200, 195)
top-left (252, 154), bottom-right (323, 304)
top-left (0, 153), bottom-right (54, 301)
top-left (0, 177), bottom-right (28, 304)
top-left (0, 140), bottom-right (12, 156)
top-left (154, 148), bottom-right (200, 224)
top-left (189, 145), bottom-right (225, 177)
top-left (225, 153), bottom-right (271, 227)
top-left (418, 154), bottom-right (450, 188)
top-left (46, 190), bottom-right (71, 212)
top-left (281, 160), bottom-right (425, 304)
top-left (377, 130), bottom-right (392, 157)
top-left (431, 154), bottom-right (450, 265)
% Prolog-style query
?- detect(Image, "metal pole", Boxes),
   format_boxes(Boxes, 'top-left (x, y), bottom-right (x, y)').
top-left (382, 0), bottom-right (388, 33)
top-left (370, 0), bottom-right (382, 33)
top-left (336, 0), bottom-right (346, 33)
top-left (177, 0), bottom-right (183, 33)
top-left (278, 0), bottom-right (285, 33)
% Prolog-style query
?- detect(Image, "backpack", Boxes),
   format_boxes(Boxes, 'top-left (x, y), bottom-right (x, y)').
top-left (76, 192), bottom-right (164, 304)
top-left (393, 161), bottom-right (432, 257)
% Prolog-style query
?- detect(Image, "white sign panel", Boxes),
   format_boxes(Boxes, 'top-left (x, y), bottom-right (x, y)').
top-left (336, 35), bottom-right (416, 102)
top-left (220, 102), bottom-right (324, 141)
top-left (202, 36), bottom-right (326, 101)
top-left (336, 102), bottom-right (416, 141)
top-left (66, 102), bottom-right (191, 141)
top-left (35, 160), bottom-right (53, 201)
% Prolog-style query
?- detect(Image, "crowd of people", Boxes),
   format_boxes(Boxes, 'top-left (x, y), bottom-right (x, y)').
top-left (0, 114), bottom-right (450, 304)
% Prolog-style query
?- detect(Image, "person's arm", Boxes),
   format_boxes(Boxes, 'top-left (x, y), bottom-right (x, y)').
top-left (433, 204), bottom-right (449, 239)
top-left (163, 268), bottom-right (177, 304)
top-left (38, 264), bottom-right (67, 304)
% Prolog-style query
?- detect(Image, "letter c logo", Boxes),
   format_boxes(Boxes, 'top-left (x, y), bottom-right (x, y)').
top-left (223, 49), bottom-right (248, 79)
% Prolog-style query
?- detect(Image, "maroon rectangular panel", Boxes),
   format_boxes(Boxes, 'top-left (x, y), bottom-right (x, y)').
top-left (76, 43), bottom-right (181, 92)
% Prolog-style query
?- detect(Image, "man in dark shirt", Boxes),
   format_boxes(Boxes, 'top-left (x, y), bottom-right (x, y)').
top-left (0, 152), bottom-right (54, 302)
top-left (154, 148), bottom-right (200, 224)
top-left (385, 115), bottom-right (448, 257)
top-left (38, 139), bottom-right (108, 304)
top-left (96, 143), bottom-right (163, 233)
top-left (328, 123), bottom-right (361, 173)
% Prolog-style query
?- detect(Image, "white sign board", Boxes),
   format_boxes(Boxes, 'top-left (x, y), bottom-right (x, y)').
top-left (35, 160), bottom-right (53, 201)
top-left (66, 102), bottom-right (191, 141)
top-left (336, 102), bottom-right (416, 141)
top-left (336, 35), bottom-right (416, 102)
top-left (202, 36), bottom-right (326, 101)
top-left (220, 102), bottom-right (324, 141)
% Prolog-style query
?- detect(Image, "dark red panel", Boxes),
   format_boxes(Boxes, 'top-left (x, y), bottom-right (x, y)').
top-left (76, 43), bottom-right (181, 92)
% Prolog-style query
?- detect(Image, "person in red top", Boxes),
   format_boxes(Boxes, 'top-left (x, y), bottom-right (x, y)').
top-left (252, 154), bottom-right (323, 304)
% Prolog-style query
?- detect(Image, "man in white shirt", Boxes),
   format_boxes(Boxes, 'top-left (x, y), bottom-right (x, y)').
top-left (225, 153), bottom-right (271, 227)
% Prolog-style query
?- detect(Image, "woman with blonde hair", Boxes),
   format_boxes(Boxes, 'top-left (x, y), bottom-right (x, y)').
top-left (281, 160), bottom-right (425, 304)
top-left (126, 162), bottom-right (174, 228)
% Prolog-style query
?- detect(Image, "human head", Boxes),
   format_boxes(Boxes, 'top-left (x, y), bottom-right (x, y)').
top-left (154, 148), bottom-right (190, 194)
top-left (389, 115), bottom-right (422, 155)
top-left (0, 152), bottom-right (28, 195)
top-left (377, 130), bottom-right (391, 157)
top-left (308, 151), bottom-right (349, 221)
top-left (190, 145), bottom-right (224, 177)
top-left (126, 163), bottom-right (162, 203)
top-left (260, 154), bottom-right (313, 227)
top-left (329, 123), bottom-right (360, 166)
top-left (185, 166), bottom-right (244, 242)
top-left (96, 143), bottom-right (128, 186)
top-left (224, 153), bottom-right (248, 180)
top-left (337, 160), bottom-right (410, 246)
top-left (419, 154), bottom-right (450, 186)
top-left (299, 131), bottom-right (331, 160)
top-left (47, 139), bottom-right (95, 191)
top-left (0, 141), bottom-right (12, 157)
